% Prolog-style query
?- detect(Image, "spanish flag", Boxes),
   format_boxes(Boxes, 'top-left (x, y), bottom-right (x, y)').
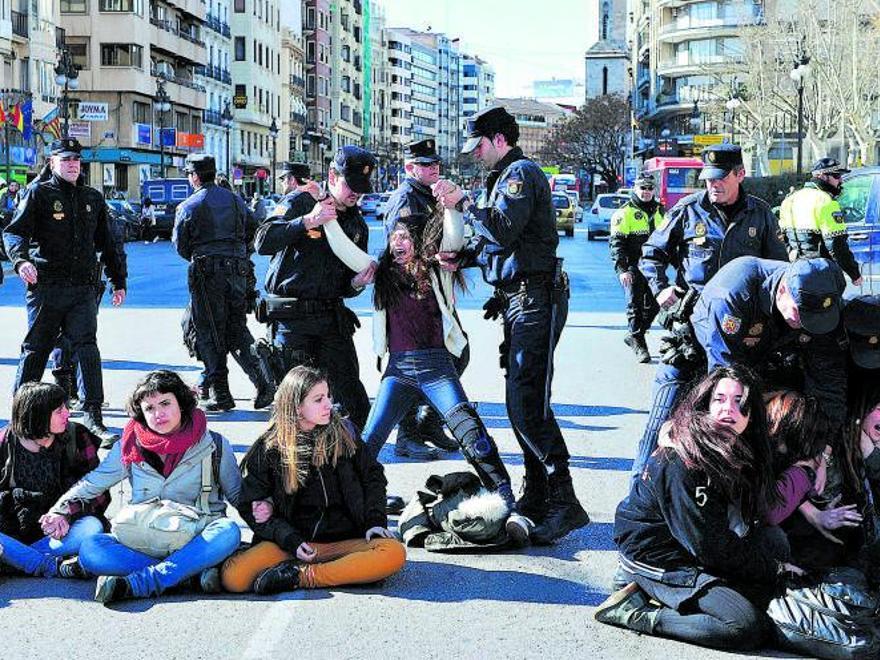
top-left (0, 101), bottom-right (5, 124)
top-left (9, 103), bottom-right (23, 133)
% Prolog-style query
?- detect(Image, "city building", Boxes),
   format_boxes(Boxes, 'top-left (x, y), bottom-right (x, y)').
top-left (281, 2), bottom-right (307, 170)
top-left (302, 0), bottom-right (332, 178)
top-left (196, 0), bottom-right (232, 176)
top-left (385, 27), bottom-right (412, 157)
top-left (60, 0), bottom-right (207, 197)
top-left (364, 0), bottom-right (392, 188)
top-left (494, 97), bottom-right (568, 156)
top-left (584, 0), bottom-right (628, 99)
top-left (460, 53), bottom-right (494, 121)
top-left (329, 0), bottom-right (363, 154)
top-left (230, 0), bottom-right (282, 195)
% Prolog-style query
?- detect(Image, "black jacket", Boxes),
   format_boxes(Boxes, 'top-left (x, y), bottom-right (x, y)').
top-left (237, 421), bottom-right (387, 552)
top-left (614, 450), bottom-right (782, 587)
top-left (173, 183), bottom-right (256, 261)
top-left (3, 173), bottom-right (126, 290)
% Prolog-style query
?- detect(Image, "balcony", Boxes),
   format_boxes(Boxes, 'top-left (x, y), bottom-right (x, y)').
top-left (289, 111), bottom-right (306, 125)
top-left (11, 10), bottom-right (27, 39)
top-left (195, 64), bottom-right (232, 85)
top-left (289, 74), bottom-right (305, 89)
top-left (203, 108), bottom-right (222, 126)
top-left (659, 18), bottom-right (749, 44)
top-left (205, 13), bottom-right (231, 38)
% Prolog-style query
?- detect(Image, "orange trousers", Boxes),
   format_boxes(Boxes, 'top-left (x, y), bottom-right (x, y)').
top-left (221, 538), bottom-right (406, 593)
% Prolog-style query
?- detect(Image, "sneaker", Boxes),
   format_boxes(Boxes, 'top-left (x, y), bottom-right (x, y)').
top-left (95, 575), bottom-right (133, 605)
top-left (394, 436), bottom-right (441, 461)
top-left (594, 582), bottom-right (660, 634)
top-left (253, 560), bottom-right (301, 595)
top-left (199, 566), bottom-right (222, 594)
top-left (505, 513), bottom-right (534, 548)
top-left (57, 556), bottom-right (88, 580)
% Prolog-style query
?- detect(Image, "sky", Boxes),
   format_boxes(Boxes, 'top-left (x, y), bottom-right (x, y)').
top-left (382, 0), bottom-right (593, 98)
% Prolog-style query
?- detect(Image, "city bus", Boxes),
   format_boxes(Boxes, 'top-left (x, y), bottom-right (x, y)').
top-left (641, 156), bottom-right (703, 209)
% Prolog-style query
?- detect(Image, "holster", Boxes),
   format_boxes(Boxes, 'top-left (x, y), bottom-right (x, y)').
top-left (657, 287), bottom-right (699, 331)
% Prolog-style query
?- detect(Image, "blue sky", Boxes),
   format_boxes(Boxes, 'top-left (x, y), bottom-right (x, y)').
top-left (383, 1), bottom-right (592, 98)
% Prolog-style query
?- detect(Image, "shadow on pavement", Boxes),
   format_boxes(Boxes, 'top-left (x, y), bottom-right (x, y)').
top-left (0, 357), bottom-right (201, 372)
top-left (375, 445), bottom-right (633, 472)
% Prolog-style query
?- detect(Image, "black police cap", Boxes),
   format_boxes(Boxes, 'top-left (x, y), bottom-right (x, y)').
top-left (811, 157), bottom-right (850, 177)
top-left (184, 153), bottom-right (216, 175)
top-left (405, 139), bottom-right (441, 164)
top-left (844, 295), bottom-right (880, 369)
top-left (461, 106), bottom-right (517, 154)
top-left (332, 145), bottom-right (376, 194)
top-left (278, 161), bottom-right (310, 181)
top-left (698, 144), bottom-right (743, 180)
top-left (50, 138), bottom-right (82, 158)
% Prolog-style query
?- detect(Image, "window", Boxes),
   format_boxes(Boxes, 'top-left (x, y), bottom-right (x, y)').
top-left (235, 84), bottom-right (246, 97)
top-left (176, 112), bottom-right (189, 132)
top-left (100, 44), bottom-right (142, 67)
top-left (68, 38), bottom-right (89, 69)
top-left (61, 0), bottom-right (87, 12)
top-left (234, 36), bottom-right (245, 61)
top-left (132, 100), bottom-right (150, 124)
top-left (191, 115), bottom-right (201, 134)
top-left (234, 0), bottom-right (245, 11)
top-left (100, 0), bottom-right (135, 10)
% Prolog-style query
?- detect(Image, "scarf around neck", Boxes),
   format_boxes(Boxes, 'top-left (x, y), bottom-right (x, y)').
top-left (120, 408), bottom-right (207, 469)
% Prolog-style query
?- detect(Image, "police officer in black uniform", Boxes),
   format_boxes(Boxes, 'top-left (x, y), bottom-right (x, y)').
top-left (436, 106), bottom-right (589, 545)
top-left (173, 153), bottom-right (275, 411)
top-left (254, 146), bottom-right (377, 429)
top-left (382, 138), bottom-right (461, 458)
top-left (3, 138), bottom-right (125, 444)
top-left (631, 143), bottom-right (788, 480)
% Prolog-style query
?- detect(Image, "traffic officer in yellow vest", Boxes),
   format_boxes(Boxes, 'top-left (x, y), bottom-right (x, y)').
top-left (609, 173), bottom-right (663, 363)
top-left (779, 157), bottom-right (863, 286)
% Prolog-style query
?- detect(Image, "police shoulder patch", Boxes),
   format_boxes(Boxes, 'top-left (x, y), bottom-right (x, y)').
top-left (53, 200), bottom-right (63, 212)
top-left (721, 314), bottom-right (742, 335)
top-left (399, 207), bottom-right (411, 218)
top-left (505, 179), bottom-right (523, 196)
top-left (270, 203), bottom-right (288, 218)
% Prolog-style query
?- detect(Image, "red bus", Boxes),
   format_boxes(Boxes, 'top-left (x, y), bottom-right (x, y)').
top-left (641, 156), bottom-right (703, 208)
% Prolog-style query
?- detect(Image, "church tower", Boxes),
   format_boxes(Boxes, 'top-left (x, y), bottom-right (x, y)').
top-left (584, 0), bottom-right (629, 100)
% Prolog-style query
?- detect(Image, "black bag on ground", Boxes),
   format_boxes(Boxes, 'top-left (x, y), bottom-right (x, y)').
top-left (767, 567), bottom-right (880, 660)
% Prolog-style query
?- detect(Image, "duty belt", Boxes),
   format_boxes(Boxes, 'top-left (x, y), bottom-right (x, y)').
top-left (495, 272), bottom-right (556, 297)
top-left (262, 295), bottom-right (343, 317)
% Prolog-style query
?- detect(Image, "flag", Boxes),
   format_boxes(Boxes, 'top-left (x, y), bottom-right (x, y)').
top-left (0, 100), bottom-right (5, 125)
top-left (21, 99), bottom-right (32, 140)
top-left (10, 103), bottom-right (23, 134)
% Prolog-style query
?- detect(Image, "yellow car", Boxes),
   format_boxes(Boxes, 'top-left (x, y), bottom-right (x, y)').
top-left (552, 193), bottom-right (575, 237)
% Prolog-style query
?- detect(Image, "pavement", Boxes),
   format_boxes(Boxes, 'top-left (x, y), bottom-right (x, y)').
top-left (0, 230), bottom-right (802, 659)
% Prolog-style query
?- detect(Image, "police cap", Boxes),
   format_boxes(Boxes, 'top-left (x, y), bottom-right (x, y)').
top-left (784, 258), bottom-right (846, 335)
top-left (184, 153), bottom-right (216, 176)
top-left (811, 157), bottom-right (850, 177)
top-left (406, 138), bottom-right (441, 164)
top-left (278, 161), bottom-right (310, 181)
top-left (461, 106), bottom-right (518, 154)
top-left (50, 138), bottom-right (82, 158)
top-left (635, 173), bottom-right (656, 189)
top-left (331, 145), bottom-right (376, 194)
top-left (843, 295), bottom-right (880, 369)
top-left (698, 144), bottom-right (743, 181)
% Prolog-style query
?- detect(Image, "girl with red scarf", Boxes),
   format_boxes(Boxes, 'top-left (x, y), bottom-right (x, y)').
top-left (48, 370), bottom-right (242, 605)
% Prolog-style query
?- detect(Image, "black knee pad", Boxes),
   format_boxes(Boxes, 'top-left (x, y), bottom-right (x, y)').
top-left (445, 403), bottom-right (494, 459)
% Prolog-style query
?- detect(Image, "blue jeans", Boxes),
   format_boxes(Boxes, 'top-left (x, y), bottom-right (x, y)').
top-left (78, 517), bottom-right (241, 597)
top-left (363, 349), bottom-right (511, 491)
top-left (0, 516), bottom-right (104, 576)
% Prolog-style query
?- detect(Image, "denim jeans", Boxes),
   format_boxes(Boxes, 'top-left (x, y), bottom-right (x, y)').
top-left (78, 517), bottom-right (241, 597)
top-left (363, 349), bottom-right (471, 459)
top-left (0, 516), bottom-right (104, 577)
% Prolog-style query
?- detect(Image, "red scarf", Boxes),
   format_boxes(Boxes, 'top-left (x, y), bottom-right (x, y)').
top-left (120, 409), bottom-right (207, 474)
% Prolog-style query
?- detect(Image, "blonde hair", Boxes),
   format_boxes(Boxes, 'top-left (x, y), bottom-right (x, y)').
top-left (259, 365), bottom-right (358, 494)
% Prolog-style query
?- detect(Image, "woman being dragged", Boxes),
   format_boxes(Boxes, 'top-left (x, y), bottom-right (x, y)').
top-left (361, 207), bottom-right (529, 543)
top-left (597, 365), bottom-right (800, 652)
top-left (221, 366), bottom-right (405, 595)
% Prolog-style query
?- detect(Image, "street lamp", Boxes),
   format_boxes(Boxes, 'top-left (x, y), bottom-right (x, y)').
top-left (221, 102), bottom-right (233, 177)
top-left (154, 77), bottom-right (172, 178)
top-left (725, 77), bottom-right (742, 144)
top-left (268, 116), bottom-right (278, 195)
top-left (790, 52), bottom-right (811, 175)
top-left (54, 45), bottom-right (79, 139)
top-left (689, 101), bottom-right (701, 134)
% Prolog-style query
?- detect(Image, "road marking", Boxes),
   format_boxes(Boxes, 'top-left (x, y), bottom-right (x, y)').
top-left (241, 599), bottom-right (300, 659)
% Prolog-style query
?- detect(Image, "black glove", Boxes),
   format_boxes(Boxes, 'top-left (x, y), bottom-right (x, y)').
top-left (482, 295), bottom-right (505, 321)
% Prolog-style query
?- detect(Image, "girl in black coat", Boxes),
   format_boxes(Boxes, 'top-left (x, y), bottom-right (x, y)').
top-left (221, 365), bottom-right (405, 594)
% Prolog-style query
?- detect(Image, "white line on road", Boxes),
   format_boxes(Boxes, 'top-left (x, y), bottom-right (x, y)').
top-left (241, 599), bottom-right (301, 659)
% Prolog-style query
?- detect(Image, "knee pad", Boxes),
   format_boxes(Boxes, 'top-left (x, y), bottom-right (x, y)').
top-left (445, 403), bottom-right (494, 459)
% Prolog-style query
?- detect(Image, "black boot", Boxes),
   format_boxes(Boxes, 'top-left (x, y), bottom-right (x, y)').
top-left (81, 407), bottom-right (119, 449)
top-left (624, 333), bottom-right (651, 364)
top-left (395, 408), bottom-right (440, 460)
top-left (530, 472), bottom-right (590, 545)
top-left (197, 381), bottom-right (211, 402)
top-left (238, 344), bottom-right (277, 409)
top-left (52, 368), bottom-right (79, 405)
top-left (516, 472), bottom-right (550, 523)
top-left (254, 560), bottom-right (301, 595)
top-left (417, 405), bottom-right (458, 452)
top-left (205, 379), bottom-right (235, 412)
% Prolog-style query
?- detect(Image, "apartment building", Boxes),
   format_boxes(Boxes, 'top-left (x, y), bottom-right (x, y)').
top-left (495, 97), bottom-right (568, 156)
top-left (329, 0), bottom-right (363, 154)
top-left (302, 0), bottom-right (331, 177)
top-left (196, 0), bottom-right (232, 175)
top-left (280, 4), bottom-right (307, 169)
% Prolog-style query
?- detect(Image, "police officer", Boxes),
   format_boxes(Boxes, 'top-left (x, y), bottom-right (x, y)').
top-left (382, 138), bottom-right (461, 458)
top-left (690, 256), bottom-right (847, 431)
top-left (254, 146), bottom-right (377, 429)
top-left (435, 105), bottom-right (589, 545)
top-left (2, 138), bottom-right (125, 444)
top-left (173, 153), bottom-right (275, 411)
top-left (779, 157), bottom-right (862, 286)
top-left (609, 173), bottom-right (663, 363)
top-left (842, 294), bottom-right (880, 401)
top-left (632, 143), bottom-right (788, 479)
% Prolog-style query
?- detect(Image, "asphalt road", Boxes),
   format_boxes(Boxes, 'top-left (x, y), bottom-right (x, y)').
top-left (0, 231), bottom-right (801, 660)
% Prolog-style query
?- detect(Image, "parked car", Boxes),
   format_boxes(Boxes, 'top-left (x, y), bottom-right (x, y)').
top-left (359, 193), bottom-right (384, 219)
top-left (106, 199), bottom-right (142, 242)
top-left (552, 193), bottom-right (576, 237)
top-left (587, 193), bottom-right (629, 240)
top-left (140, 178), bottom-right (193, 238)
top-left (839, 167), bottom-right (880, 268)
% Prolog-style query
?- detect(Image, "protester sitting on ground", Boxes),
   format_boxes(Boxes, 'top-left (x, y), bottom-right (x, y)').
top-left (597, 364), bottom-right (800, 652)
top-left (0, 382), bottom-right (108, 578)
top-left (360, 211), bottom-right (531, 543)
top-left (221, 365), bottom-right (405, 595)
top-left (46, 370), bottom-right (242, 605)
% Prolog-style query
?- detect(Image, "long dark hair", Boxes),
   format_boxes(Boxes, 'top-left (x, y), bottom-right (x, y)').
top-left (126, 370), bottom-right (197, 429)
top-left (666, 364), bottom-right (774, 519)
top-left (842, 380), bottom-right (880, 502)
top-left (765, 389), bottom-right (829, 472)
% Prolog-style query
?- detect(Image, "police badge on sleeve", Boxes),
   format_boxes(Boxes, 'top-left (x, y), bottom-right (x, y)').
top-left (505, 179), bottom-right (523, 196)
top-left (721, 314), bottom-right (742, 335)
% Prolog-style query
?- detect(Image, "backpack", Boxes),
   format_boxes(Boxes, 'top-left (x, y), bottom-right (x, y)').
top-left (767, 567), bottom-right (880, 660)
